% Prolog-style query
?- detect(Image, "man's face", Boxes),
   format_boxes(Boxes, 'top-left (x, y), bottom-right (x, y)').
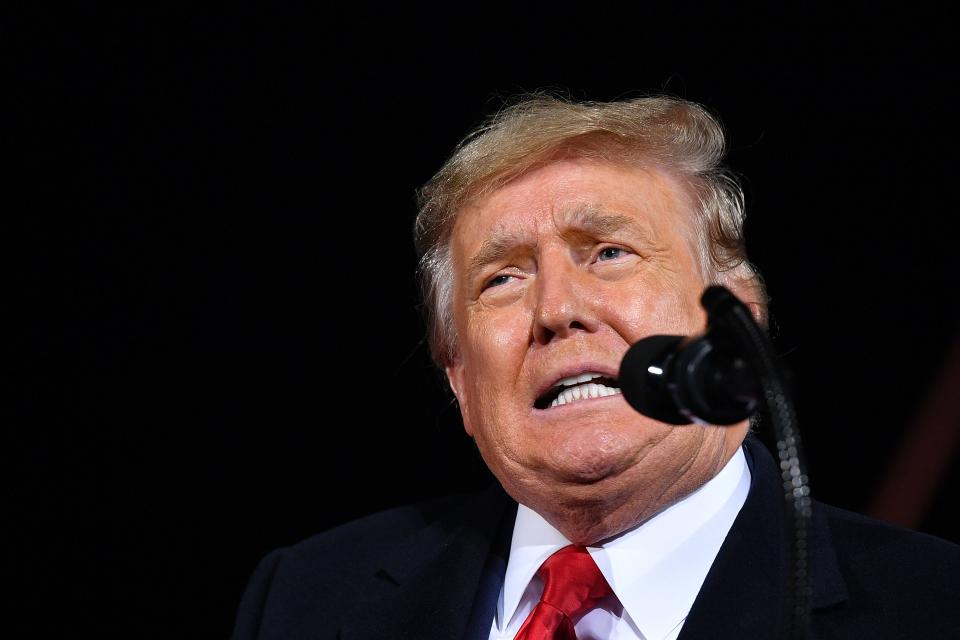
top-left (445, 158), bottom-right (748, 536)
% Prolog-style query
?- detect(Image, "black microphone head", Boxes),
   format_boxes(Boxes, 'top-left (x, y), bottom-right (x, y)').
top-left (619, 334), bottom-right (691, 425)
top-left (620, 331), bottom-right (760, 426)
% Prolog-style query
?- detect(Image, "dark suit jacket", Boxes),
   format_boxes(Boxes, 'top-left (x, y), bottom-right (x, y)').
top-left (231, 437), bottom-right (960, 639)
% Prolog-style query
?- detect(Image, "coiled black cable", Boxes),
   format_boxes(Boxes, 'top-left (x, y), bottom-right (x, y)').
top-left (701, 286), bottom-right (812, 639)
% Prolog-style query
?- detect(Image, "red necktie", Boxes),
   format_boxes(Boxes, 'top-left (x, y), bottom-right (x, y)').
top-left (514, 545), bottom-right (613, 640)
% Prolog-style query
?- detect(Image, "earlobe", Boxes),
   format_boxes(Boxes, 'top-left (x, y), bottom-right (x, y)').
top-left (747, 300), bottom-right (768, 328)
top-left (444, 363), bottom-right (474, 437)
top-left (738, 287), bottom-right (768, 328)
top-left (444, 363), bottom-right (463, 400)
top-left (718, 276), bottom-right (768, 329)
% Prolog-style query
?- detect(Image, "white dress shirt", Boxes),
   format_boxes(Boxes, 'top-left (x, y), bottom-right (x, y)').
top-left (488, 447), bottom-right (751, 640)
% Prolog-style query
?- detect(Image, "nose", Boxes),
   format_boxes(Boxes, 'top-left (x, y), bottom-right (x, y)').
top-left (531, 251), bottom-right (601, 345)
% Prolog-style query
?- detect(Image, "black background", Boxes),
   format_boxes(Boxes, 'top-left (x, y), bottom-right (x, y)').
top-left (8, 3), bottom-right (958, 637)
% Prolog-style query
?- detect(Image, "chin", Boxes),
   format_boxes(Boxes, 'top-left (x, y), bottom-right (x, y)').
top-left (542, 426), bottom-right (638, 485)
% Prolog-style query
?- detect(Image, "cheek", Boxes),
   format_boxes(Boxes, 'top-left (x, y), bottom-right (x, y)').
top-left (466, 308), bottom-right (529, 369)
top-left (614, 272), bottom-right (707, 338)
top-left (492, 325), bottom-right (520, 351)
top-left (458, 310), bottom-right (530, 408)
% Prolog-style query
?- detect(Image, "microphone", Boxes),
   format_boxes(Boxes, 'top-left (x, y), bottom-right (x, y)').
top-left (618, 328), bottom-right (760, 426)
top-left (618, 286), bottom-right (811, 638)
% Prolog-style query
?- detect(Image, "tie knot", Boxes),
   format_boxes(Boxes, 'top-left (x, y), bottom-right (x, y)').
top-left (538, 545), bottom-right (613, 623)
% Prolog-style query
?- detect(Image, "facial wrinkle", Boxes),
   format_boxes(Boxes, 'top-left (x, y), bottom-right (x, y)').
top-left (648, 429), bottom-right (712, 517)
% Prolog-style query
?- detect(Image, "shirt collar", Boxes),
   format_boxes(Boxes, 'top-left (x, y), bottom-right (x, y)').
top-left (498, 446), bottom-right (751, 639)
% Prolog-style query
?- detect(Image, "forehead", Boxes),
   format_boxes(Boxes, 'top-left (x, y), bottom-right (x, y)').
top-left (451, 158), bottom-right (693, 255)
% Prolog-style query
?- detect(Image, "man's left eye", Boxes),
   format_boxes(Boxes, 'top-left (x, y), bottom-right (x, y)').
top-left (597, 247), bottom-right (628, 261)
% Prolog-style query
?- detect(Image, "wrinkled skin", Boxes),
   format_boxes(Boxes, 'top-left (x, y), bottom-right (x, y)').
top-left (445, 158), bottom-right (751, 544)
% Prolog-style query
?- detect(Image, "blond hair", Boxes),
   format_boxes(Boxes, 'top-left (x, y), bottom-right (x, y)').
top-left (415, 94), bottom-right (765, 368)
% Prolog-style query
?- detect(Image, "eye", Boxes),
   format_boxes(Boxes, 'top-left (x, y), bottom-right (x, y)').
top-left (596, 246), bottom-right (629, 262)
top-left (484, 273), bottom-right (515, 290)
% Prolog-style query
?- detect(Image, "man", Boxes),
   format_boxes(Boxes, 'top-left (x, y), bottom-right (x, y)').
top-left (231, 95), bottom-right (959, 639)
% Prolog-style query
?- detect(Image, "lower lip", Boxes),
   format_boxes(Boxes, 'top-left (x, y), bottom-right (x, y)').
top-left (532, 392), bottom-right (625, 414)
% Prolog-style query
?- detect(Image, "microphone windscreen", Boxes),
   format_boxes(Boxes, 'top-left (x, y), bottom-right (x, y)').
top-left (619, 334), bottom-right (691, 425)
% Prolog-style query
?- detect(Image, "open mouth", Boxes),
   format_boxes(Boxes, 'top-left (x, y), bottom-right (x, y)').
top-left (534, 372), bottom-right (622, 410)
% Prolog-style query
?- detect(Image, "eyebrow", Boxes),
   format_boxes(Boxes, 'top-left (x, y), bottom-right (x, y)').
top-left (562, 204), bottom-right (649, 241)
top-left (465, 230), bottom-right (534, 289)
top-left (464, 204), bottom-right (652, 286)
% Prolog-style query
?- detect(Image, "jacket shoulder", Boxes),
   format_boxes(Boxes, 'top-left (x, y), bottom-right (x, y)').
top-left (231, 489), bottom-right (501, 640)
top-left (280, 494), bottom-right (467, 574)
top-left (819, 501), bottom-right (959, 573)
top-left (812, 501), bottom-right (960, 636)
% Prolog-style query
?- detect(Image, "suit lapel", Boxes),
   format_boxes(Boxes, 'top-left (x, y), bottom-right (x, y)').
top-left (678, 436), bottom-right (786, 639)
top-left (340, 484), bottom-right (514, 640)
top-left (679, 436), bottom-right (848, 639)
top-left (462, 502), bottom-right (515, 640)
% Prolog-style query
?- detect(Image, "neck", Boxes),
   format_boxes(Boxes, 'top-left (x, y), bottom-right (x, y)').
top-left (527, 434), bottom-right (742, 545)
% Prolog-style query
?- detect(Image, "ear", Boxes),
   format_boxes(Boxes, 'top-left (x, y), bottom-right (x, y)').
top-left (444, 362), bottom-right (475, 437)
top-left (718, 273), bottom-right (768, 328)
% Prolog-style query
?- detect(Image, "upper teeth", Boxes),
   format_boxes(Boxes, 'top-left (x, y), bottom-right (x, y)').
top-left (551, 382), bottom-right (621, 407)
top-left (554, 372), bottom-right (605, 388)
top-left (549, 372), bottom-right (621, 408)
